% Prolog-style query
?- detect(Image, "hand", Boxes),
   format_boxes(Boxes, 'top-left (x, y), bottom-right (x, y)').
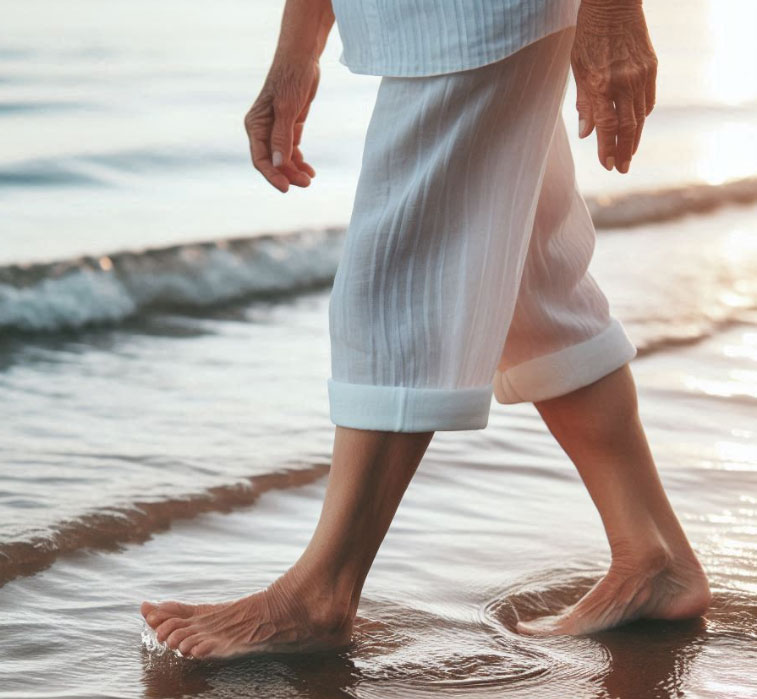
top-left (571, 1), bottom-right (658, 173)
top-left (244, 57), bottom-right (320, 193)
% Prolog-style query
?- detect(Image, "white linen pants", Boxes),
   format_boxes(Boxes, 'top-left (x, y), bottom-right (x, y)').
top-left (328, 26), bottom-right (637, 432)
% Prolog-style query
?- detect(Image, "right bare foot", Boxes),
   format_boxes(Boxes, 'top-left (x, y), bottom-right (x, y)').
top-left (517, 541), bottom-right (712, 636)
top-left (141, 567), bottom-right (357, 659)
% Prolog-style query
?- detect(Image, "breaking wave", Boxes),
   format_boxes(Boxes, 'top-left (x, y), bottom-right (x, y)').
top-left (2, 176), bottom-right (757, 335)
top-left (0, 227), bottom-right (345, 333)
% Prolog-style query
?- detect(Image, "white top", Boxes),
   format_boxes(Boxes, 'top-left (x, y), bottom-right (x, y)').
top-left (331, 0), bottom-right (581, 77)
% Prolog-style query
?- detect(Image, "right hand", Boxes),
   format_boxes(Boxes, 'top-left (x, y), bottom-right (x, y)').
top-left (571, 1), bottom-right (658, 174)
top-left (244, 57), bottom-right (321, 193)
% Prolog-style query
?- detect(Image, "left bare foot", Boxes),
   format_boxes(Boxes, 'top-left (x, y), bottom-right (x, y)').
top-left (516, 542), bottom-right (712, 636)
top-left (141, 569), bottom-right (355, 659)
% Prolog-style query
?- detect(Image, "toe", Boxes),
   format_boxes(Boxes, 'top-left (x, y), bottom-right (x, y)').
top-left (166, 626), bottom-right (198, 650)
top-left (146, 609), bottom-right (174, 629)
top-left (156, 616), bottom-right (192, 643)
top-left (178, 633), bottom-right (205, 656)
top-left (516, 615), bottom-right (566, 636)
top-left (143, 600), bottom-right (197, 629)
top-left (188, 639), bottom-right (217, 659)
top-left (154, 601), bottom-right (197, 618)
top-left (516, 619), bottom-right (541, 635)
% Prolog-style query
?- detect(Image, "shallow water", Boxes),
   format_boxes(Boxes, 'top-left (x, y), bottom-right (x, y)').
top-left (3, 319), bottom-right (757, 698)
top-left (3, 0), bottom-right (757, 696)
top-left (3, 206), bottom-right (757, 696)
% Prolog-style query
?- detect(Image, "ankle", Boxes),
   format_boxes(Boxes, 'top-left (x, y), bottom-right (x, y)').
top-left (266, 563), bottom-right (358, 638)
top-left (608, 532), bottom-right (673, 575)
top-left (612, 503), bottom-right (702, 559)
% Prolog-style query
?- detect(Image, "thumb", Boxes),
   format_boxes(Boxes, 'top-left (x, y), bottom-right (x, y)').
top-left (270, 100), bottom-right (296, 168)
top-left (576, 82), bottom-right (595, 139)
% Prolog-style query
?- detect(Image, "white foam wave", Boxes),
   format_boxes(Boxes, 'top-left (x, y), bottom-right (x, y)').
top-left (0, 228), bottom-right (345, 332)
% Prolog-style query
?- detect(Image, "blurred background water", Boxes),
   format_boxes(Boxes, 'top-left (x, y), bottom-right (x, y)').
top-left (2, 1), bottom-right (757, 697)
top-left (3, 0), bottom-right (757, 265)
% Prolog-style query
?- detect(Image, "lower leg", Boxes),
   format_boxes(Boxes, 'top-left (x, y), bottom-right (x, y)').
top-left (141, 426), bottom-right (433, 658)
top-left (518, 363), bottom-right (711, 635)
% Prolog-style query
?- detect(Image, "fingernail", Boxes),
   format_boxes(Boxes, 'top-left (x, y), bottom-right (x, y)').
top-left (579, 119), bottom-right (587, 137)
top-left (605, 156), bottom-right (615, 171)
top-left (620, 160), bottom-right (630, 173)
top-left (272, 150), bottom-right (283, 168)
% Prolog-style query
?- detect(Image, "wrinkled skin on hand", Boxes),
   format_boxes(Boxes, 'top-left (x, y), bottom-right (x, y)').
top-left (243, 58), bottom-right (320, 193)
top-left (571, 1), bottom-right (658, 173)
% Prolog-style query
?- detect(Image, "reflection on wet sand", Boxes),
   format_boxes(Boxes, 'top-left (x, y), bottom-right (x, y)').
top-left (140, 641), bottom-right (362, 699)
top-left (140, 570), bottom-right (757, 699)
top-left (596, 618), bottom-right (706, 699)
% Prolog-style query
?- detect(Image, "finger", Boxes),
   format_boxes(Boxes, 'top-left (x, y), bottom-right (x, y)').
top-left (293, 120), bottom-right (305, 148)
top-left (293, 108), bottom-right (311, 146)
top-left (291, 121), bottom-right (316, 178)
top-left (249, 133), bottom-right (290, 193)
top-left (632, 90), bottom-right (646, 155)
top-left (614, 95), bottom-right (637, 173)
top-left (278, 161), bottom-right (311, 188)
top-left (592, 96), bottom-right (618, 171)
top-left (270, 99), bottom-right (297, 170)
top-left (576, 81), bottom-right (595, 138)
top-left (277, 123), bottom-right (311, 186)
top-left (292, 146), bottom-right (316, 178)
top-left (645, 60), bottom-right (657, 116)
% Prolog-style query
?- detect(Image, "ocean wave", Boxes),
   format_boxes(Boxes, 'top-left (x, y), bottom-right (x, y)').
top-left (585, 175), bottom-right (757, 229)
top-left (0, 146), bottom-right (239, 188)
top-left (0, 227), bottom-right (345, 332)
top-left (1, 176), bottom-right (757, 337)
top-left (0, 463), bottom-right (330, 588)
top-left (632, 315), bottom-right (753, 358)
top-left (0, 100), bottom-right (87, 115)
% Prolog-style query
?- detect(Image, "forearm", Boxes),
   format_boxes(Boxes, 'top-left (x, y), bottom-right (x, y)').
top-left (274, 0), bottom-right (335, 63)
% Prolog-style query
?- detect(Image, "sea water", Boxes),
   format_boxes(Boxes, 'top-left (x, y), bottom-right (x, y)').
top-left (2, 1), bottom-right (757, 696)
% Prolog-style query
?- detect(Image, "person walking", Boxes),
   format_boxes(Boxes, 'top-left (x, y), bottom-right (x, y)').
top-left (141, 0), bottom-right (711, 659)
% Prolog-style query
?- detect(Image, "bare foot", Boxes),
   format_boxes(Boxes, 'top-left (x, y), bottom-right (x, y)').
top-left (141, 570), bottom-right (355, 659)
top-left (517, 543), bottom-right (712, 636)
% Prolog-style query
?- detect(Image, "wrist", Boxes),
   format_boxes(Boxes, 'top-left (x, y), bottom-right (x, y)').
top-left (579, 0), bottom-right (643, 22)
top-left (272, 45), bottom-right (320, 69)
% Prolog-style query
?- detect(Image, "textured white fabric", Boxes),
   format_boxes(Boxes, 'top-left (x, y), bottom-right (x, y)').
top-left (331, 0), bottom-right (582, 77)
top-left (328, 26), bottom-right (637, 432)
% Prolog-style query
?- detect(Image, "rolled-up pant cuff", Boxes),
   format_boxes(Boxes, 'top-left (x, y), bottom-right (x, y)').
top-left (327, 380), bottom-right (493, 432)
top-left (493, 318), bottom-right (638, 404)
